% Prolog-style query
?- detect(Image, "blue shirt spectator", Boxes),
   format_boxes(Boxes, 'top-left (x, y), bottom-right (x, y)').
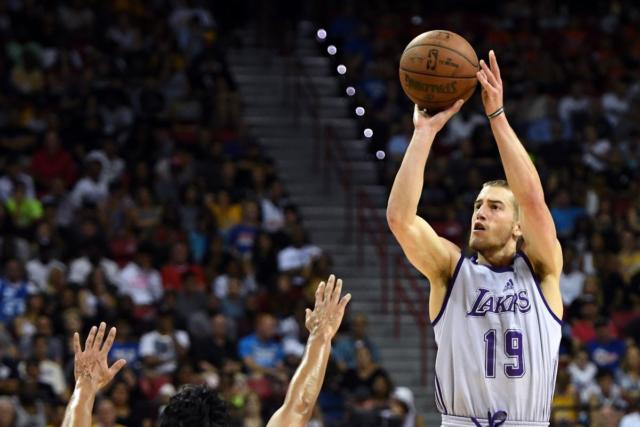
top-left (586, 320), bottom-right (626, 373)
top-left (0, 259), bottom-right (35, 324)
top-left (238, 314), bottom-right (284, 370)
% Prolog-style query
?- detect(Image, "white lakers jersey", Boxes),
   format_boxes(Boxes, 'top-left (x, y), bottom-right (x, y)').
top-left (432, 251), bottom-right (562, 427)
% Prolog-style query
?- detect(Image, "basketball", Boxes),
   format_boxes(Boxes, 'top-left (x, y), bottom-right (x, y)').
top-left (399, 30), bottom-right (479, 113)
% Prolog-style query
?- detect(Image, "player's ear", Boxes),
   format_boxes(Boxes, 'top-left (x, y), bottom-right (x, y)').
top-left (512, 221), bottom-right (522, 240)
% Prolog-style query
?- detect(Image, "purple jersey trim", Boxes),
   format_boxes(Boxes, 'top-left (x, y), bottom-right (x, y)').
top-left (431, 252), bottom-right (465, 327)
top-left (518, 251), bottom-right (563, 326)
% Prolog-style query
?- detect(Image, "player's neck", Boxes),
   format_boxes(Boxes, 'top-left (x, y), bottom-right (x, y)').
top-left (476, 246), bottom-right (517, 267)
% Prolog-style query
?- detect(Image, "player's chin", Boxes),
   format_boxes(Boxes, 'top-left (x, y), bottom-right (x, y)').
top-left (469, 236), bottom-right (488, 252)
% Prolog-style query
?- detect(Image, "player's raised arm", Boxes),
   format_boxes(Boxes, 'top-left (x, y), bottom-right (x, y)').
top-left (266, 275), bottom-right (351, 427)
top-left (386, 103), bottom-right (463, 297)
top-left (62, 322), bottom-right (127, 427)
top-left (476, 50), bottom-right (563, 315)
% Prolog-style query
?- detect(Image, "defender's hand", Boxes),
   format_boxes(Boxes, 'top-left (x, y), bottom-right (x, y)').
top-left (305, 275), bottom-right (351, 340)
top-left (73, 322), bottom-right (127, 393)
top-left (413, 100), bottom-right (464, 134)
top-left (476, 50), bottom-right (504, 117)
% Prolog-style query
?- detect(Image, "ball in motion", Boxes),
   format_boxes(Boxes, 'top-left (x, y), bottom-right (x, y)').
top-left (399, 30), bottom-right (479, 113)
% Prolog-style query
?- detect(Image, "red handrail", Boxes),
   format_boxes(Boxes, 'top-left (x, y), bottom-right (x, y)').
top-left (290, 43), bottom-right (431, 386)
top-left (392, 253), bottom-right (429, 386)
top-left (355, 189), bottom-right (388, 313)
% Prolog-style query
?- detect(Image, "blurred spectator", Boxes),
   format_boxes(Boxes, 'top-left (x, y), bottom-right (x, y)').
top-left (238, 313), bottom-right (284, 376)
top-left (567, 349), bottom-right (595, 397)
top-left (175, 271), bottom-right (210, 328)
top-left (551, 370), bottom-right (578, 425)
top-left (95, 398), bottom-right (126, 427)
top-left (333, 313), bottom-right (381, 371)
top-left (277, 224), bottom-right (322, 286)
top-left (560, 247), bottom-right (586, 307)
top-left (27, 334), bottom-right (68, 399)
top-left (192, 312), bottom-right (240, 371)
top-left (5, 181), bottom-right (43, 233)
top-left (341, 344), bottom-right (389, 399)
top-left (68, 241), bottom-right (120, 287)
top-left (618, 345), bottom-right (640, 401)
top-left (139, 308), bottom-right (190, 377)
top-left (87, 139), bottom-right (125, 185)
top-left (30, 130), bottom-right (77, 191)
top-left (586, 318), bottom-right (626, 373)
top-left (161, 241), bottom-right (205, 291)
top-left (619, 398), bottom-right (640, 427)
top-left (0, 258), bottom-right (36, 325)
top-left (108, 320), bottom-right (140, 370)
top-left (25, 240), bottom-right (65, 292)
top-left (580, 368), bottom-right (626, 409)
top-left (0, 397), bottom-right (17, 427)
top-left (70, 159), bottom-right (109, 208)
top-left (228, 200), bottom-right (260, 257)
top-left (0, 159), bottom-right (36, 203)
top-left (118, 243), bottom-right (163, 312)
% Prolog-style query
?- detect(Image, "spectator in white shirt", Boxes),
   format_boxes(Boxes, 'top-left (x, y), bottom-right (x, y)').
top-left (558, 83), bottom-right (591, 125)
top-left (277, 225), bottom-right (321, 286)
top-left (86, 139), bottom-right (125, 184)
top-left (139, 308), bottom-right (190, 376)
top-left (68, 241), bottom-right (120, 287)
top-left (70, 159), bottom-right (109, 208)
top-left (568, 350), bottom-right (598, 395)
top-left (559, 247), bottom-right (586, 307)
top-left (619, 399), bottom-right (640, 427)
top-left (118, 244), bottom-right (163, 308)
top-left (261, 180), bottom-right (287, 233)
top-left (25, 242), bottom-right (66, 292)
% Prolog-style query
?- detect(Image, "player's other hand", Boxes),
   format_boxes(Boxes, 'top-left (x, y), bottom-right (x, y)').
top-left (476, 50), bottom-right (504, 116)
top-left (413, 100), bottom-right (464, 134)
top-left (73, 322), bottom-right (127, 393)
top-left (305, 275), bottom-right (352, 341)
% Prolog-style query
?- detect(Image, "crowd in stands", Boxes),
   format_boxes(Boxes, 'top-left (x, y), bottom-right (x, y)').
top-left (0, 1), bottom-right (418, 426)
top-left (320, 0), bottom-right (640, 425)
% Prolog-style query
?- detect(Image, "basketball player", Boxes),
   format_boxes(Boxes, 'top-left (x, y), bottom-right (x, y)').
top-left (387, 50), bottom-right (563, 427)
top-left (62, 275), bottom-right (351, 427)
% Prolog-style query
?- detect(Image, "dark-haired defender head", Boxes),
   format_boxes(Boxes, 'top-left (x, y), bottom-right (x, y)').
top-left (159, 384), bottom-right (229, 427)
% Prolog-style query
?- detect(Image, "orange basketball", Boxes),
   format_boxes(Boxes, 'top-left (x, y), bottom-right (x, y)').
top-left (399, 30), bottom-right (479, 113)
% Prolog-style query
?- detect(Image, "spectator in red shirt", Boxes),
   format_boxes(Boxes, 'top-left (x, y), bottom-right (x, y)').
top-left (161, 241), bottom-right (205, 291)
top-left (31, 130), bottom-right (76, 192)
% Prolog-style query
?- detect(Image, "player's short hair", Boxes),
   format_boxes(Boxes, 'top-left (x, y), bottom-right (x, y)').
top-left (159, 384), bottom-right (229, 427)
top-left (481, 180), bottom-right (520, 220)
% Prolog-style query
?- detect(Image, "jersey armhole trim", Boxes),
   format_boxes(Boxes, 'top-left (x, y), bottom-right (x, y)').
top-left (431, 252), bottom-right (465, 327)
top-left (518, 251), bottom-right (563, 326)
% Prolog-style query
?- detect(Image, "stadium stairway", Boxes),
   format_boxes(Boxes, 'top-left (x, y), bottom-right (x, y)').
top-left (228, 24), bottom-right (440, 424)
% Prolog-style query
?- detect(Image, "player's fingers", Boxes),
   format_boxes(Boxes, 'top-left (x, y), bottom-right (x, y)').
top-left (489, 50), bottom-right (501, 81)
top-left (305, 308), bottom-right (312, 322)
top-left (332, 278), bottom-right (343, 304)
top-left (73, 332), bottom-right (81, 354)
top-left (93, 322), bottom-right (107, 351)
top-left (101, 327), bottom-right (117, 354)
top-left (448, 99), bottom-right (464, 115)
top-left (315, 281), bottom-right (326, 305)
top-left (479, 60), bottom-right (498, 87)
top-left (85, 325), bottom-right (97, 351)
top-left (324, 274), bottom-right (335, 303)
top-left (108, 359), bottom-right (127, 379)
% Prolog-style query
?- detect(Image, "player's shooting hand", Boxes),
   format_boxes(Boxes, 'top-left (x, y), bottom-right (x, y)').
top-left (412, 100), bottom-right (464, 134)
top-left (305, 275), bottom-right (351, 341)
top-left (476, 50), bottom-right (504, 117)
top-left (73, 322), bottom-right (126, 394)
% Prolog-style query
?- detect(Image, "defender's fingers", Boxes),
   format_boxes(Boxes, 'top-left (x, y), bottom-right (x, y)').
top-left (93, 322), bottom-right (107, 351)
top-left (101, 327), bottom-right (117, 354)
top-left (489, 50), bottom-right (501, 81)
top-left (73, 332), bottom-right (81, 354)
top-left (108, 359), bottom-right (127, 378)
top-left (324, 275), bottom-right (335, 302)
top-left (315, 281), bottom-right (326, 305)
top-left (339, 293), bottom-right (352, 310)
top-left (332, 278), bottom-right (343, 304)
top-left (85, 326), bottom-right (97, 350)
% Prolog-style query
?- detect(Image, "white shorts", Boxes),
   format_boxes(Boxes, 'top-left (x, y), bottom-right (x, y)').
top-left (441, 414), bottom-right (549, 427)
